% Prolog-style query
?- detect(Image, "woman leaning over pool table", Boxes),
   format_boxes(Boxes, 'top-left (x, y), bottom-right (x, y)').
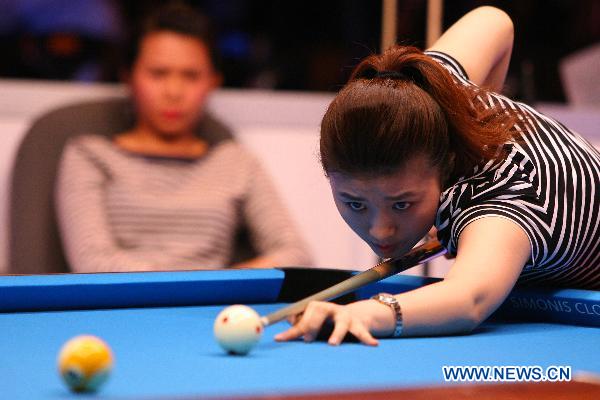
top-left (275, 6), bottom-right (600, 346)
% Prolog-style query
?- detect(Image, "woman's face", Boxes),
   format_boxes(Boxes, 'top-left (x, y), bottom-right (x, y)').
top-left (130, 31), bottom-right (221, 137)
top-left (329, 155), bottom-right (442, 259)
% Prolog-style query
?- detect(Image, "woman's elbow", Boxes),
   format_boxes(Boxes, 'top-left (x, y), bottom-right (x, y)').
top-left (498, 9), bottom-right (514, 48)
top-left (478, 6), bottom-right (514, 44)
top-left (461, 290), bottom-right (500, 333)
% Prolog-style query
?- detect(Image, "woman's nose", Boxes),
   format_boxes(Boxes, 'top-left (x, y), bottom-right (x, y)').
top-left (164, 76), bottom-right (184, 99)
top-left (369, 213), bottom-right (397, 241)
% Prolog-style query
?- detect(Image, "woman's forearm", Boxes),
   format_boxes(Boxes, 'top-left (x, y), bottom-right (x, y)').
top-left (395, 279), bottom-right (483, 336)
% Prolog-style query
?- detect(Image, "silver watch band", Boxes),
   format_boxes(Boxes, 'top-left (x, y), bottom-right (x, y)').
top-left (371, 293), bottom-right (403, 337)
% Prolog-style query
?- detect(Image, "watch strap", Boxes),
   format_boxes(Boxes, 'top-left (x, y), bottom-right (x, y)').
top-left (371, 293), bottom-right (403, 337)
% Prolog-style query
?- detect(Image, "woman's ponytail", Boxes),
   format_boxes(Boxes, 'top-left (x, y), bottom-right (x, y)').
top-left (320, 45), bottom-right (516, 182)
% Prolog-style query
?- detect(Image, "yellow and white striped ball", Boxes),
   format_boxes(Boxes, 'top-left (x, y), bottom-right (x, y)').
top-left (57, 335), bottom-right (114, 392)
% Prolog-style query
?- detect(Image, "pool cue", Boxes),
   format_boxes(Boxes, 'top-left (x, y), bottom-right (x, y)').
top-left (426, 0), bottom-right (444, 48)
top-left (381, 0), bottom-right (397, 52)
top-left (260, 239), bottom-right (447, 326)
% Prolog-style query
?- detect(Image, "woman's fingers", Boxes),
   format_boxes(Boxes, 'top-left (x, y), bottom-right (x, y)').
top-left (275, 301), bottom-right (378, 346)
top-left (286, 312), bottom-right (302, 325)
top-left (329, 312), bottom-right (379, 346)
top-left (274, 323), bottom-right (305, 342)
top-left (298, 301), bottom-right (336, 342)
top-left (328, 312), bottom-right (351, 345)
top-left (348, 322), bottom-right (379, 346)
top-left (275, 301), bottom-right (333, 342)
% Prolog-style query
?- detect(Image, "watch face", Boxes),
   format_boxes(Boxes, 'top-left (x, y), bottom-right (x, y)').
top-left (375, 293), bottom-right (394, 305)
top-left (373, 293), bottom-right (403, 337)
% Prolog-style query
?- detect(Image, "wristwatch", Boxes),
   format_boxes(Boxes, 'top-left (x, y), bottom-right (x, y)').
top-left (371, 293), bottom-right (403, 337)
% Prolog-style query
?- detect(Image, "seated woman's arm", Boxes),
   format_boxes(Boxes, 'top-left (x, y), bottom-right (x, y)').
top-left (428, 6), bottom-right (514, 92)
top-left (234, 155), bottom-right (313, 268)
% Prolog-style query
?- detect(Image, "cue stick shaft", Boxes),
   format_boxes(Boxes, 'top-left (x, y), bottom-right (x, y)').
top-left (381, 0), bottom-right (398, 52)
top-left (261, 239), bottom-right (446, 326)
top-left (426, 0), bottom-right (444, 48)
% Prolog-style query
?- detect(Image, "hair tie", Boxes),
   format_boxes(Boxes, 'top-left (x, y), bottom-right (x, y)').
top-left (374, 70), bottom-right (406, 80)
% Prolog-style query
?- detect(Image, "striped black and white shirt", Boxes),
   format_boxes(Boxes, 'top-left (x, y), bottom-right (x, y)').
top-left (428, 51), bottom-right (600, 289)
top-left (56, 136), bottom-right (312, 272)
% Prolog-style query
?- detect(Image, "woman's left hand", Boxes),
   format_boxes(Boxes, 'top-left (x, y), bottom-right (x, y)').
top-left (274, 299), bottom-right (395, 346)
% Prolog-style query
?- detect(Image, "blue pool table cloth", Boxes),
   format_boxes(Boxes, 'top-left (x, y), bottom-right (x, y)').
top-left (0, 269), bottom-right (598, 399)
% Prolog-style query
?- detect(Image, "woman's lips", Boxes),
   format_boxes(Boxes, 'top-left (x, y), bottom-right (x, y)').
top-left (162, 110), bottom-right (184, 119)
top-left (374, 243), bottom-right (397, 256)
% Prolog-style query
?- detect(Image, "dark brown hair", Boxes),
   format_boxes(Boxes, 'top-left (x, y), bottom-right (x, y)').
top-left (320, 45), bottom-right (516, 183)
top-left (124, 2), bottom-right (221, 72)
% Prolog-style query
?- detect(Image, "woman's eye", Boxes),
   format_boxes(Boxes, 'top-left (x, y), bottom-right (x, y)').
top-left (393, 202), bottom-right (410, 210)
top-left (149, 69), bottom-right (167, 78)
top-left (347, 202), bottom-right (365, 211)
top-left (183, 71), bottom-right (201, 81)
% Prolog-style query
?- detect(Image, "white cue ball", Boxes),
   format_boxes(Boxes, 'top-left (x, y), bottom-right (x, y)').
top-left (214, 305), bottom-right (263, 355)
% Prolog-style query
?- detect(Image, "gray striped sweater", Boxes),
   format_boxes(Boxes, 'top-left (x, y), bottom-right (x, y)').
top-left (55, 136), bottom-right (312, 272)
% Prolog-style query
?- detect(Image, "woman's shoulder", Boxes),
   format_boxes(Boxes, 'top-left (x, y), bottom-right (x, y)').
top-left (208, 140), bottom-right (260, 165)
top-left (65, 134), bottom-right (117, 154)
top-left (425, 50), bottom-right (470, 82)
top-left (442, 145), bottom-right (539, 207)
top-left (62, 134), bottom-right (137, 170)
top-left (436, 145), bottom-right (541, 256)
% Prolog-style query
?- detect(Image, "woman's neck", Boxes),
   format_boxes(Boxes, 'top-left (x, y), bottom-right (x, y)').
top-left (114, 127), bottom-right (208, 159)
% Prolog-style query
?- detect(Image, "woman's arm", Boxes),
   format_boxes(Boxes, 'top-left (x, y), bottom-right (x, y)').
top-left (275, 216), bottom-right (530, 344)
top-left (392, 216), bottom-right (530, 336)
top-left (234, 155), bottom-right (312, 269)
top-left (428, 6), bottom-right (514, 92)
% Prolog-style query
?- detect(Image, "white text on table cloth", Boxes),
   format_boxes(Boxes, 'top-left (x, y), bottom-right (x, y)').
top-left (508, 297), bottom-right (600, 316)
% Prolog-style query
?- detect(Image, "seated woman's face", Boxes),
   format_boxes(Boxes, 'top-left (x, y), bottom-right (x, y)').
top-left (328, 155), bottom-right (442, 259)
top-left (130, 31), bottom-right (221, 138)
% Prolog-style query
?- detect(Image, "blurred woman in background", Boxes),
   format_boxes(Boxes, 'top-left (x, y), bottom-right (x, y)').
top-left (56, 3), bottom-right (311, 272)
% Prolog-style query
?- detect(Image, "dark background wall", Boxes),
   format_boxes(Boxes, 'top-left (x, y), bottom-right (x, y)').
top-left (0, 0), bottom-right (598, 103)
